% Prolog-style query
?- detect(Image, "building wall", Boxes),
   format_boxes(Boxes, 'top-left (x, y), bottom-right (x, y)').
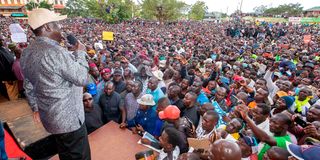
top-left (0, 0), bottom-right (24, 5)
top-left (0, 0), bottom-right (66, 5)
top-left (0, 0), bottom-right (66, 16)
top-left (306, 11), bottom-right (320, 17)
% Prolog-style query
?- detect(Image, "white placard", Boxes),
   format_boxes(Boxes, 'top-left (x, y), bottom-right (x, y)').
top-left (9, 23), bottom-right (27, 43)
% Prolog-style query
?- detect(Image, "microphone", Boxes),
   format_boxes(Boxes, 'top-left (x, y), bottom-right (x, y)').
top-left (66, 34), bottom-right (78, 46)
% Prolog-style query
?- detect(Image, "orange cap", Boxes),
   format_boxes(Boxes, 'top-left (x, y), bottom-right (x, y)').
top-left (159, 105), bottom-right (180, 120)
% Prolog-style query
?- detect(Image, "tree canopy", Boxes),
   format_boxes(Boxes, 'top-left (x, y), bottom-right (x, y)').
top-left (62, 0), bottom-right (135, 23)
top-left (254, 3), bottom-right (303, 17)
top-left (140, 0), bottom-right (188, 23)
top-left (62, 0), bottom-right (88, 18)
top-left (25, 0), bottom-right (53, 11)
top-left (188, 1), bottom-right (208, 20)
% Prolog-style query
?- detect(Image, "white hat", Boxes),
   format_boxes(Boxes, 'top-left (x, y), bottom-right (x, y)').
top-left (204, 58), bottom-right (213, 64)
top-left (137, 94), bottom-right (155, 106)
top-left (28, 8), bottom-right (67, 30)
top-left (94, 42), bottom-right (103, 50)
top-left (159, 60), bottom-right (166, 68)
top-left (152, 70), bottom-right (164, 81)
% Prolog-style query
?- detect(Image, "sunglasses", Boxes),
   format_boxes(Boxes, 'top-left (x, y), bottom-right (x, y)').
top-left (83, 98), bottom-right (93, 102)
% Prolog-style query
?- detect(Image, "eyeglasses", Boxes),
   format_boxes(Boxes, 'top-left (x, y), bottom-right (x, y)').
top-left (83, 98), bottom-right (93, 102)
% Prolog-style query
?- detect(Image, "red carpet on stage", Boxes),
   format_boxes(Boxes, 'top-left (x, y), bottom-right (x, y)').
top-left (4, 129), bottom-right (32, 160)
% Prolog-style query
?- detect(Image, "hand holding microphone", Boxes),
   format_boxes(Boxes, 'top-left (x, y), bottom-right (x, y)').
top-left (66, 34), bottom-right (86, 51)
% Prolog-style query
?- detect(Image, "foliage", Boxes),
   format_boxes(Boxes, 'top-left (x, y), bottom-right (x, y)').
top-left (25, 0), bottom-right (53, 11)
top-left (253, 5), bottom-right (267, 15)
top-left (25, 0), bottom-right (39, 11)
top-left (61, 0), bottom-right (88, 17)
top-left (38, 1), bottom-right (53, 10)
top-left (188, 1), bottom-right (208, 20)
top-left (62, 0), bottom-right (135, 23)
top-left (141, 0), bottom-right (188, 22)
top-left (263, 3), bottom-right (303, 17)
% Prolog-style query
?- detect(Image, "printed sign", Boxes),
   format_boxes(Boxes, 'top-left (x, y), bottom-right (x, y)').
top-left (102, 31), bottom-right (114, 41)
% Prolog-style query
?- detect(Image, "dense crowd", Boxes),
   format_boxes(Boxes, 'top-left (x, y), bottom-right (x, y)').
top-left (1, 14), bottom-right (320, 160)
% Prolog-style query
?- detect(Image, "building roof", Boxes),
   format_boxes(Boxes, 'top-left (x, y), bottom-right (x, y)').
top-left (54, 4), bottom-right (65, 9)
top-left (0, 6), bottom-right (23, 10)
top-left (305, 6), bottom-right (320, 12)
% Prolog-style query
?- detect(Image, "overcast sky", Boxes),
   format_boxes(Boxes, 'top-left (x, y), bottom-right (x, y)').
top-left (181, 0), bottom-right (320, 14)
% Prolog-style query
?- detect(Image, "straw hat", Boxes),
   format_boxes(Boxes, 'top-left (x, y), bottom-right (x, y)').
top-left (137, 94), bottom-right (155, 106)
top-left (28, 8), bottom-right (67, 30)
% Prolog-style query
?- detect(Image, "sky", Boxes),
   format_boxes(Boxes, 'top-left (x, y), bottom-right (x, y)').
top-left (181, 0), bottom-right (320, 14)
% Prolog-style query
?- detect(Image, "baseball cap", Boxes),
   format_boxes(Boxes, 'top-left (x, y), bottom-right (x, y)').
top-left (305, 62), bottom-right (315, 69)
top-left (286, 142), bottom-right (320, 160)
top-left (28, 8), bottom-right (67, 30)
top-left (239, 133), bottom-right (258, 147)
top-left (113, 68), bottom-right (122, 76)
top-left (89, 63), bottom-right (97, 68)
top-left (159, 105), bottom-right (180, 120)
top-left (100, 68), bottom-right (111, 75)
top-left (86, 83), bottom-right (97, 96)
top-left (233, 75), bottom-right (244, 82)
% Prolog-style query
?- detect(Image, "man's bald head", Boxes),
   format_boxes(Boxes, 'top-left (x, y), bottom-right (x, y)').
top-left (209, 139), bottom-right (242, 160)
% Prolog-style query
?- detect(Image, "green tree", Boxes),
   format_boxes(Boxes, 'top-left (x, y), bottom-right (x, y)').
top-left (141, 0), bottom-right (188, 23)
top-left (38, 1), bottom-right (53, 10)
top-left (253, 5), bottom-right (267, 15)
top-left (84, 0), bottom-right (135, 23)
top-left (25, 0), bottom-right (53, 11)
top-left (188, 1), bottom-right (208, 20)
top-left (25, 0), bottom-right (39, 11)
top-left (264, 3), bottom-right (303, 17)
top-left (62, 0), bottom-right (88, 17)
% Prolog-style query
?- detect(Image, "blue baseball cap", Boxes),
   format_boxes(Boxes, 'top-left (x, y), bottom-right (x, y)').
top-left (86, 83), bottom-right (97, 96)
top-left (286, 142), bottom-right (320, 160)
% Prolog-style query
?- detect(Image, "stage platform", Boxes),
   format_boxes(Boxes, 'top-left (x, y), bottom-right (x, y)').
top-left (0, 99), bottom-right (56, 159)
top-left (51, 121), bottom-right (150, 160)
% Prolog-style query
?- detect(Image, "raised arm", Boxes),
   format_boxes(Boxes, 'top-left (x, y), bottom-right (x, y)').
top-left (238, 105), bottom-right (277, 146)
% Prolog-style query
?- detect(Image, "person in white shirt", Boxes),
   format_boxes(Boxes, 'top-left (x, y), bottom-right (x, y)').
top-left (158, 127), bottom-right (185, 160)
top-left (196, 110), bottom-right (219, 139)
top-left (196, 103), bottom-right (215, 136)
top-left (250, 103), bottom-right (272, 136)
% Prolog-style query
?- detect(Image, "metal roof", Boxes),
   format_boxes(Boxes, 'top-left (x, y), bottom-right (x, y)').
top-left (0, 6), bottom-right (23, 10)
top-left (305, 6), bottom-right (320, 12)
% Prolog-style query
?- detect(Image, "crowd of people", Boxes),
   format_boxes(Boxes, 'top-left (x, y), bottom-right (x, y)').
top-left (1, 8), bottom-right (320, 160)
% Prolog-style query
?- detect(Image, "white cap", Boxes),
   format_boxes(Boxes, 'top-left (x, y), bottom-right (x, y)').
top-left (28, 8), bottom-right (67, 30)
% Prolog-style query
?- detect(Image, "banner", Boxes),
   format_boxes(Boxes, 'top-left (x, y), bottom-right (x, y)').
top-left (301, 17), bottom-right (320, 24)
top-left (102, 31), bottom-right (114, 41)
top-left (288, 17), bottom-right (302, 24)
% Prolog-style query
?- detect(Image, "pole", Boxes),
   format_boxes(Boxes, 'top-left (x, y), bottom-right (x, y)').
top-left (239, 0), bottom-right (243, 13)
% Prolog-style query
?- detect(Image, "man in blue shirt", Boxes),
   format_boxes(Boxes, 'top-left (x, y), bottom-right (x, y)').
top-left (121, 94), bottom-right (158, 136)
top-left (190, 81), bottom-right (209, 105)
top-left (146, 77), bottom-right (165, 110)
